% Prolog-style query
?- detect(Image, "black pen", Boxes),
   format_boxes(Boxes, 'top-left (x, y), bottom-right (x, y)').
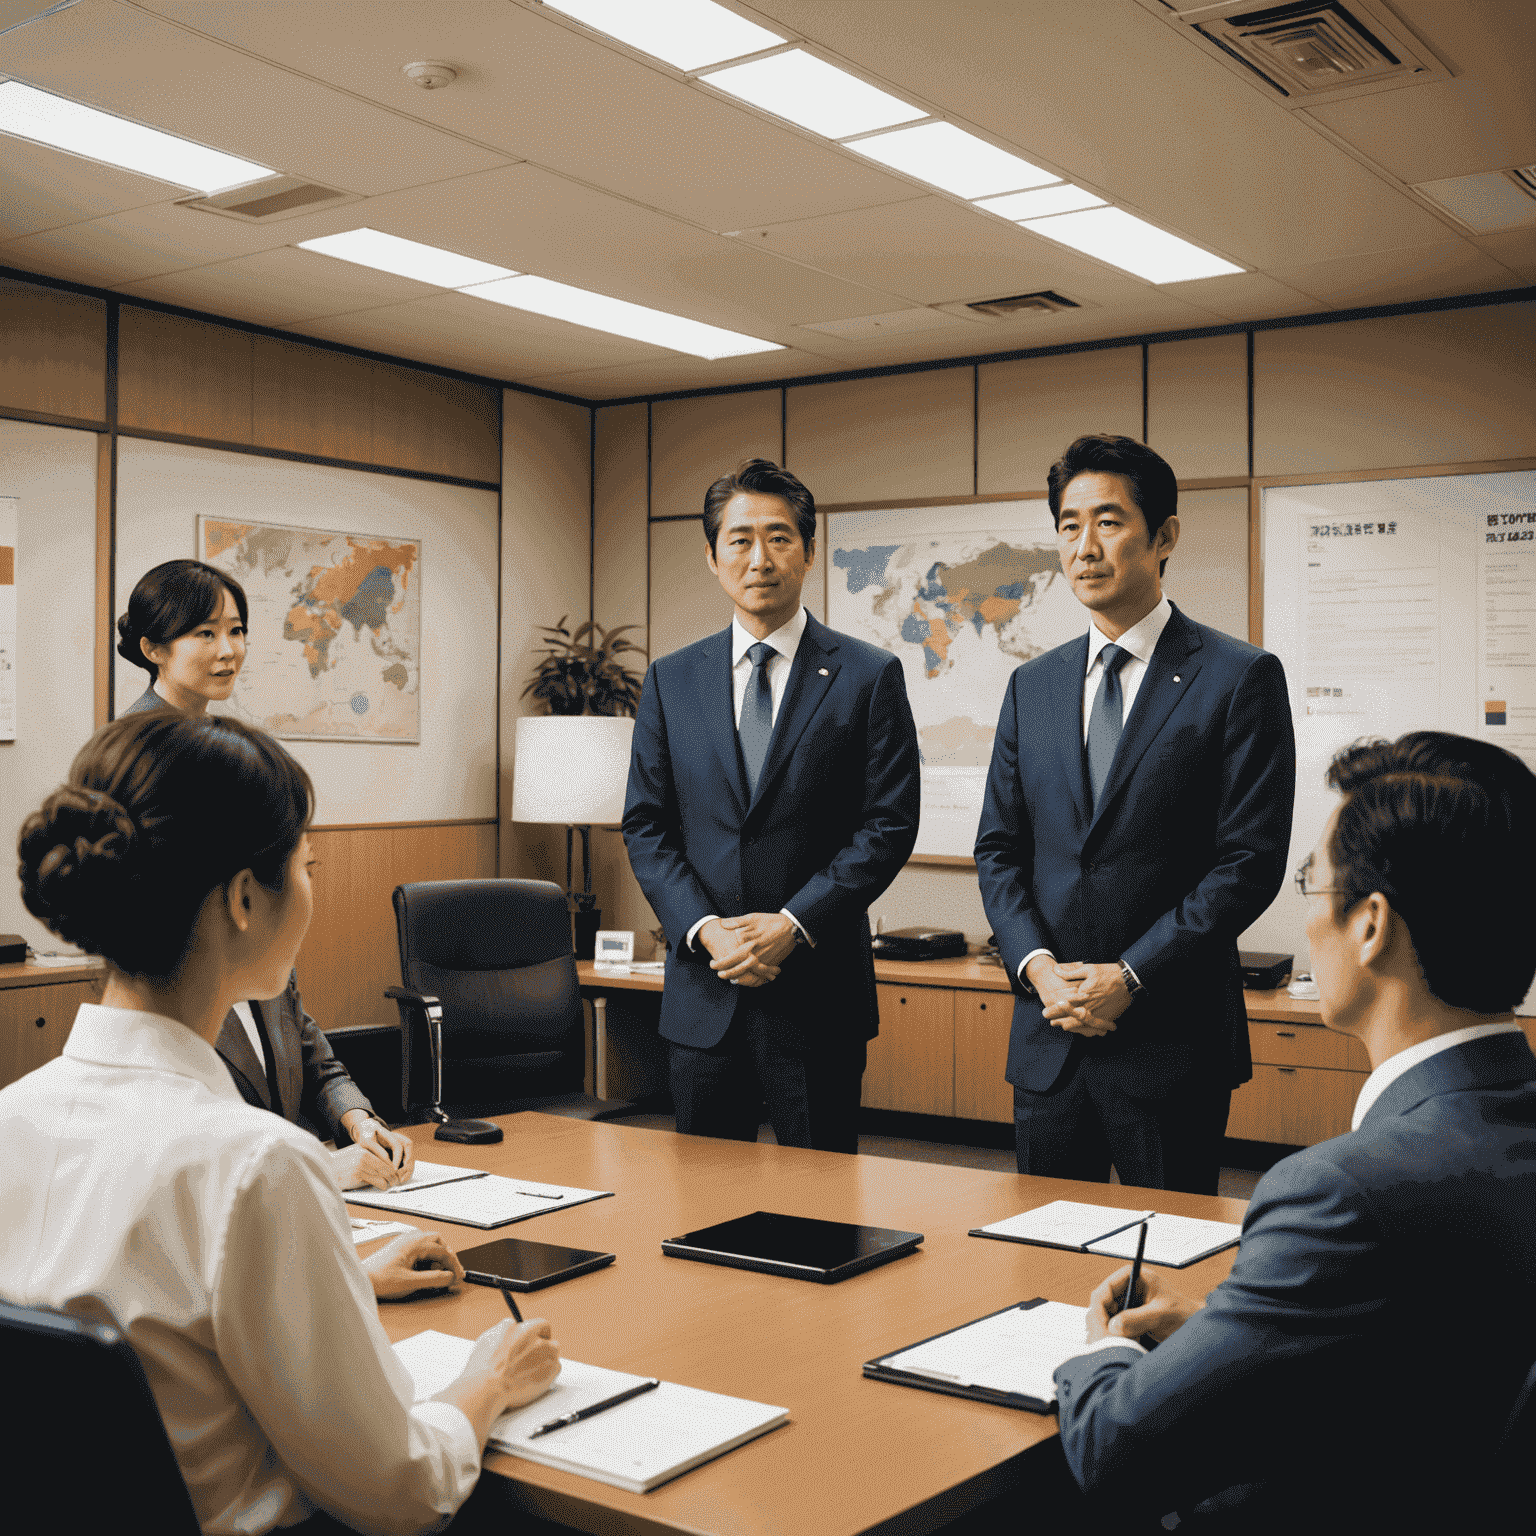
top-left (527, 1378), bottom-right (661, 1439)
top-left (500, 1285), bottom-right (523, 1324)
top-left (1110, 1220), bottom-right (1149, 1319)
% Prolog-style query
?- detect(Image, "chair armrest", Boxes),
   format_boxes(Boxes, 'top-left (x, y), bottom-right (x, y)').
top-left (384, 988), bottom-right (442, 1116)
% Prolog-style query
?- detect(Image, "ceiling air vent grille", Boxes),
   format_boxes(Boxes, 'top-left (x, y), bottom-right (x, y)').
top-left (178, 176), bottom-right (357, 223)
top-left (967, 291), bottom-right (1080, 318)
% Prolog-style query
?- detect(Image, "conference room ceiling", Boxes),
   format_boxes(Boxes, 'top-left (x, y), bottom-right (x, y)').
top-left (1, 0), bottom-right (1532, 400)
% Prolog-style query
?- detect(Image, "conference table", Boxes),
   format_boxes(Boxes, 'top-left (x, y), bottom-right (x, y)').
top-left (352, 1112), bottom-right (1247, 1536)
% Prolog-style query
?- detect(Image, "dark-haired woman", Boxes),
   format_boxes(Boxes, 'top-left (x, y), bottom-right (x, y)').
top-left (1, 712), bottom-right (559, 1534)
top-left (116, 559), bottom-right (416, 1211)
top-left (117, 558), bottom-right (249, 714)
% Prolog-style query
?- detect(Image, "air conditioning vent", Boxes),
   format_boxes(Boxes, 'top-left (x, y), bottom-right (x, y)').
top-left (178, 176), bottom-right (358, 223)
top-left (1513, 167), bottom-right (1536, 197)
top-left (1150, 0), bottom-right (1449, 107)
top-left (967, 290), bottom-right (1080, 318)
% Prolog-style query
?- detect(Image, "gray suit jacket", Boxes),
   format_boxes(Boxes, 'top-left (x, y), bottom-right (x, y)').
top-left (120, 682), bottom-right (171, 715)
top-left (216, 970), bottom-right (372, 1142)
top-left (1052, 1030), bottom-right (1536, 1533)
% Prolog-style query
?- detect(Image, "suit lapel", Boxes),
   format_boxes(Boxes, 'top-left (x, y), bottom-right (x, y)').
top-left (1088, 606), bottom-right (1203, 835)
top-left (748, 617), bottom-right (839, 818)
top-left (1360, 1031), bottom-right (1536, 1128)
top-left (692, 627), bottom-right (750, 820)
top-left (214, 1008), bottom-right (270, 1109)
top-left (1050, 636), bottom-right (1092, 831)
top-left (253, 997), bottom-right (297, 1121)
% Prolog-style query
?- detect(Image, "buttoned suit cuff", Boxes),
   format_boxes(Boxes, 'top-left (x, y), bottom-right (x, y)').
top-left (687, 916), bottom-right (720, 951)
top-left (1065, 1335), bottom-right (1148, 1361)
top-left (780, 909), bottom-right (814, 947)
top-left (1018, 948), bottom-right (1055, 994)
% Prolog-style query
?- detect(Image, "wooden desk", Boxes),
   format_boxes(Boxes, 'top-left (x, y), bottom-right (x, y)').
top-left (355, 1112), bottom-right (1244, 1536)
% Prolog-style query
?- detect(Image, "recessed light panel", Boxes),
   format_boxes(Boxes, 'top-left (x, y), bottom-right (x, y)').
top-left (846, 122), bottom-right (1056, 199)
top-left (0, 79), bottom-right (275, 194)
top-left (462, 274), bottom-right (782, 359)
top-left (701, 50), bottom-right (926, 139)
top-left (298, 229), bottom-right (517, 287)
top-left (1022, 206), bottom-right (1242, 283)
top-left (977, 184), bottom-right (1106, 221)
top-left (541, 0), bottom-right (784, 72)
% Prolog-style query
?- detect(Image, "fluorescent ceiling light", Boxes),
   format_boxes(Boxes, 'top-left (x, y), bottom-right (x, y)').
top-left (701, 50), bottom-right (926, 139)
top-left (1021, 206), bottom-right (1242, 283)
top-left (0, 79), bottom-right (275, 194)
top-left (846, 122), bottom-right (1056, 199)
top-left (541, 0), bottom-right (783, 72)
top-left (462, 274), bottom-right (782, 359)
top-left (298, 229), bottom-right (516, 287)
top-left (978, 183), bottom-right (1106, 221)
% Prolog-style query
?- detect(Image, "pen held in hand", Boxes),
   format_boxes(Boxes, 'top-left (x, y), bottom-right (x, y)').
top-left (1110, 1220), bottom-right (1149, 1320)
top-left (500, 1285), bottom-right (523, 1324)
top-left (528, 1378), bottom-right (661, 1439)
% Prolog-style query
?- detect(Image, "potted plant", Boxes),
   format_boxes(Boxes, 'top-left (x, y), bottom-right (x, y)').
top-left (521, 616), bottom-right (645, 717)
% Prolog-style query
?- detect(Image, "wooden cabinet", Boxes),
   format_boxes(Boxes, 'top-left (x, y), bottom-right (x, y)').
top-left (863, 984), bottom-right (954, 1115)
top-left (0, 974), bottom-right (104, 1090)
top-left (1228, 1064), bottom-right (1362, 1146)
top-left (953, 990), bottom-right (1012, 1123)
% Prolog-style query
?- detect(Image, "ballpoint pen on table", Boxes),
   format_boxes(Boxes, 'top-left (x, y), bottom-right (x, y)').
top-left (528, 1378), bottom-right (661, 1439)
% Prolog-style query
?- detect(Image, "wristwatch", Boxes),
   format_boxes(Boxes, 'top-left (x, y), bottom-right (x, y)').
top-left (1119, 960), bottom-right (1145, 998)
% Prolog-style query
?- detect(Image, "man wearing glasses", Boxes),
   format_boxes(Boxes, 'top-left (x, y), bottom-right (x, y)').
top-left (1052, 731), bottom-right (1536, 1532)
top-left (975, 434), bottom-right (1295, 1193)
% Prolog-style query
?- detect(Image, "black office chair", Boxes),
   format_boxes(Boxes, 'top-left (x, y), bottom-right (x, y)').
top-left (2, 1297), bottom-right (201, 1535)
top-left (388, 879), bottom-right (647, 1135)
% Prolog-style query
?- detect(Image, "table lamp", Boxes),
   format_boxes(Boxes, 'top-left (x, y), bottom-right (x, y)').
top-left (510, 715), bottom-right (634, 959)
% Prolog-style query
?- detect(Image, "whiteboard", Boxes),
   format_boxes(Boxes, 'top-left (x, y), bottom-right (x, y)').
top-left (1250, 469), bottom-right (1536, 1010)
top-left (115, 440), bottom-right (499, 825)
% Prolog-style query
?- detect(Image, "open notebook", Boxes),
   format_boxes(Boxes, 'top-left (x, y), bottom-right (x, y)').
top-left (347, 1176), bottom-right (612, 1229)
top-left (970, 1200), bottom-right (1242, 1268)
top-left (394, 1330), bottom-right (787, 1493)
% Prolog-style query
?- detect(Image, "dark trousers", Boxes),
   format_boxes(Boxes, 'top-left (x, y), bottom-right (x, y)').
top-left (1013, 1055), bottom-right (1231, 1195)
top-left (669, 1006), bottom-right (866, 1154)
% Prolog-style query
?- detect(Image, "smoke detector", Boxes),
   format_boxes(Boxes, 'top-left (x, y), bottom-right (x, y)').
top-left (402, 60), bottom-right (458, 90)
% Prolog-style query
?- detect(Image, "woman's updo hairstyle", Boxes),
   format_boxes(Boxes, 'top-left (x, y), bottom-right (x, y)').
top-left (18, 713), bottom-right (313, 979)
top-left (116, 560), bottom-right (249, 676)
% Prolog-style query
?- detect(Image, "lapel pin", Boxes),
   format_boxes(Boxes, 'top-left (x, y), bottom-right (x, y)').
top-left (818, 668), bottom-right (828, 676)
top-left (1173, 674), bottom-right (1182, 683)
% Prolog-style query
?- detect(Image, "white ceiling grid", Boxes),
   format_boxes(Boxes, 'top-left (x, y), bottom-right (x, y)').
top-left (0, 0), bottom-right (1526, 398)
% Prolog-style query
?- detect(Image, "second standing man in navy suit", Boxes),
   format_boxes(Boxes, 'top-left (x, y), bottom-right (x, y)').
top-left (975, 435), bottom-right (1295, 1193)
top-left (623, 459), bottom-right (921, 1152)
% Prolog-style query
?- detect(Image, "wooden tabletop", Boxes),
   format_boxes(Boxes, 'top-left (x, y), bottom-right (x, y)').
top-left (354, 1112), bottom-right (1244, 1536)
top-left (0, 957), bottom-right (105, 990)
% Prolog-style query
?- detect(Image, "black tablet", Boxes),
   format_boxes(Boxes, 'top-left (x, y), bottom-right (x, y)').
top-left (457, 1237), bottom-right (616, 1292)
top-left (661, 1211), bottom-right (923, 1283)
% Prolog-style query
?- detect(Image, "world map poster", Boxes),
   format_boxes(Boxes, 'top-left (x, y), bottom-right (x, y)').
top-left (199, 516), bottom-right (422, 742)
top-left (828, 500), bottom-right (1080, 859)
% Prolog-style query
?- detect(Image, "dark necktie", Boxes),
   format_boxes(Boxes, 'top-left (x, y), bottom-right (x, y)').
top-left (248, 1004), bottom-right (285, 1116)
top-left (738, 641), bottom-right (775, 797)
top-left (1086, 642), bottom-right (1132, 810)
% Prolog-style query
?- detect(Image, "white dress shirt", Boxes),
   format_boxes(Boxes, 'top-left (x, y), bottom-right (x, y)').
top-left (231, 997), bottom-right (265, 1070)
top-left (1019, 597), bottom-right (1173, 987)
top-left (0, 1005), bottom-right (479, 1536)
top-left (687, 607), bottom-right (814, 952)
top-left (1350, 1021), bottom-right (1524, 1130)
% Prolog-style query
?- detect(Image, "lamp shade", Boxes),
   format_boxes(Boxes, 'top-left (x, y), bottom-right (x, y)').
top-left (510, 715), bottom-right (635, 826)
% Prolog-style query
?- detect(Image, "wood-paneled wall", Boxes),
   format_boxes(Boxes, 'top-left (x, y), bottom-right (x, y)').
top-left (0, 276), bottom-right (106, 422)
top-left (116, 307), bottom-right (501, 483)
top-left (295, 821), bottom-right (498, 1032)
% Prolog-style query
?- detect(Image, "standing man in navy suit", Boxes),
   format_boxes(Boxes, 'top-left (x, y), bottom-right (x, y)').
top-left (1052, 733), bottom-right (1536, 1533)
top-left (975, 435), bottom-right (1295, 1193)
top-left (623, 459), bottom-right (921, 1152)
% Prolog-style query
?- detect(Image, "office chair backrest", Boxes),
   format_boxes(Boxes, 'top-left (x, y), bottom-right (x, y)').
top-left (393, 879), bottom-right (583, 1061)
top-left (1, 1297), bottom-right (202, 1534)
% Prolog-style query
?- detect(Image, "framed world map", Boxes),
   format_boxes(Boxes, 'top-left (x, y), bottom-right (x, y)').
top-left (199, 516), bottom-right (422, 742)
top-left (827, 496), bottom-right (1078, 862)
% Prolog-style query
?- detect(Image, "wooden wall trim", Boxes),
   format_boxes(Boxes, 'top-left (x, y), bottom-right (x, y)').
top-left (1248, 480), bottom-right (1263, 648)
top-left (94, 433), bottom-right (112, 729)
top-left (308, 818), bottom-right (498, 832)
top-left (0, 405), bottom-right (108, 433)
top-left (1254, 456), bottom-right (1536, 487)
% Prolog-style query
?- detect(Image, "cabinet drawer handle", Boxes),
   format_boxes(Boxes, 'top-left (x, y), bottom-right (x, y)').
top-left (1276, 1031), bottom-right (1295, 1038)
top-left (898, 996), bottom-right (906, 1005)
top-left (1278, 1067), bottom-right (1296, 1075)
top-left (35, 1017), bottom-right (46, 1030)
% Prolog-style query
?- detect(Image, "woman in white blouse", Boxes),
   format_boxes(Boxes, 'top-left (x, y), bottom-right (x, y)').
top-left (2, 711), bottom-right (560, 1534)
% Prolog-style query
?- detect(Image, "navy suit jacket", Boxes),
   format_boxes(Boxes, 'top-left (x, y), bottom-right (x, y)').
top-left (214, 971), bottom-right (372, 1142)
top-left (1053, 1030), bottom-right (1536, 1531)
top-left (622, 612), bottom-right (921, 1053)
top-left (974, 605), bottom-right (1295, 1094)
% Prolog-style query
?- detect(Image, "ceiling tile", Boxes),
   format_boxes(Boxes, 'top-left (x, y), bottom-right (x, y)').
top-left (0, 135), bottom-right (171, 241)
top-left (116, 247), bottom-right (442, 327)
top-left (1270, 239), bottom-right (1522, 309)
top-left (520, 346), bottom-right (842, 400)
top-left (2, 0), bottom-right (512, 196)
top-left (1469, 226), bottom-right (1536, 282)
top-left (140, 0), bottom-right (928, 232)
top-left (1156, 271), bottom-right (1328, 324)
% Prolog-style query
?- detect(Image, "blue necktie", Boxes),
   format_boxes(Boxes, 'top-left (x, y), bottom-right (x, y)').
top-left (1086, 643), bottom-right (1131, 810)
top-left (738, 641), bottom-right (775, 797)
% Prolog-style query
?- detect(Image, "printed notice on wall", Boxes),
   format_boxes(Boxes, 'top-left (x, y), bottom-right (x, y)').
top-left (0, 497), bottom-right (16, 741)
top-left (1478, 504), bottom-right (1536, 766)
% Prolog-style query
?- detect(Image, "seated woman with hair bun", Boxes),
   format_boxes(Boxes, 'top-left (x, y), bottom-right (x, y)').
top-left (117, 558), bottom-right (419, 1214)
top-left (1, 712), bottom-right (560, 1536)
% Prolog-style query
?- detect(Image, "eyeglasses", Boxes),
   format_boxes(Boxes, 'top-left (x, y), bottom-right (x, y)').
top-left (1293, 853), bottom-right (1340, 897)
